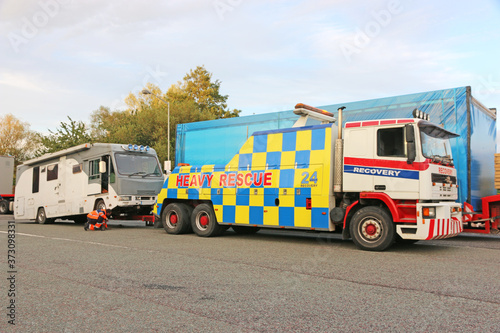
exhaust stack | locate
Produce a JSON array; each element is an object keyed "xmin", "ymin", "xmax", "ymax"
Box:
[{"xmin": 333, "ymin": 107, "xmax": 346, "ymax": 193}]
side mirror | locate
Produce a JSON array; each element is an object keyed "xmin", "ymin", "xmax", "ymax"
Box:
[
  {"xmin": 99, "ymin": 161, "xmax": 107, "ymax": 173},
  {"xmin": 405, "ymin": 124, "xmax": 416, "ymax": 164},
  {"xmin": 164, "ymin": 160, "xmax": 171, "ymax": 174}
]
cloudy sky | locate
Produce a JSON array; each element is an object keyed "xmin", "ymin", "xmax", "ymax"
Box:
[{"xmin": 1, "ymin": 0, "xmax": 499, "ymax": 137}]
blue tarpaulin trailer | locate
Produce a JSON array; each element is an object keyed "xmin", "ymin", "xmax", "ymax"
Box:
[{"xmin": 175, "ymin": 86, "xmax": 496, "ymax": 210}]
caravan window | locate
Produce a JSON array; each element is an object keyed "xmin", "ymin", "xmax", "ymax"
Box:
[
  {"xmin": 89, "ymin": 159, "xmax": 100, "ymax": 180},
  {"xmin": 47, "ymin": 164, "xmax": 58, "ymax": 181},
  {"xmin": 73, "ymin": 164, "xmax": 82, "ymax": 174},
  {"xmin": 32, "ymin": 166, "xmax": 40, "ymax": 193}
]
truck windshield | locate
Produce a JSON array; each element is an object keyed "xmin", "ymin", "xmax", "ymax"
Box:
[
  {"xmin": 419, "ymin": 125, "xmax": 454, "ymax": 164},
  {"xmin": 114, "ymin": 153, "xmax": 162, "ymax": 177}
]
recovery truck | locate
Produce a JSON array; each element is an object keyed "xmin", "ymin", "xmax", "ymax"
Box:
[
  {"xmin": 155, "ymin": 103, "xmax": 495, "ymax": 251},
  {"xmin": 0, "ymin": 155, "xmax": 15, "ymax": 214}
]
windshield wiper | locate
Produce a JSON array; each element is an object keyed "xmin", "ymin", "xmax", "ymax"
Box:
[
  {"xmin": 430, "ymin": 155, "xmax": 442, "ymax": 163},
  {"xmin": 443, "ymin": 155, "xmax": 454, "ymax": 166},
  {"xmin": 128, "ymin": 171, "xmax": 146, "ymax": 177},
  {"xmin": 430, "ymin": 155, "xmax": 454, "ymax": 166},
  {"xmin": 142, "ymin": 173, "xmax": 161, "ymax": 178}
]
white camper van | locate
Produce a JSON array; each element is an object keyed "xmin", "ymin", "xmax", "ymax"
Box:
[{"xmin": 15, "ymin": 143, "xmax": 164, "ymax": 224}]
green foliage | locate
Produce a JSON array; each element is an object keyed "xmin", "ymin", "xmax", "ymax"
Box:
[
  {"xmin": 37, "ymin": 66, "xmax": 239, "ymax": 166},
  {"xmin": 168, "ymin": 65, "xmax": 241, "ymax": 119},
  {"xmin": 36, "ymin": 116, "xmax": 93, "ymax": 155},
  {"xmin": 90, "ymin": 66, "xmax": 240, "ymax": 164},
  {"xmin": 91, "ymin": 92, "xmax": 215, "ymax": 164}
]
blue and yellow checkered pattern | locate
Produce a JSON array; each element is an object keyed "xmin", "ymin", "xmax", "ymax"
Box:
[{"xmin": 155, "ymin": 124, "xmax": 333, "ymax": 230}]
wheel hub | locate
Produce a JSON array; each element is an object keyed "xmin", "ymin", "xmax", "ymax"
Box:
[
  {"xmin": 365, "ymin": 224, "xmax": 377, "ymax": 236},
  {"xmin": 169, "ymin": 213, "xmax": 177, "ymax": 224},
  {"xmin": 361, "ymin": 219, "xmax": 381, "ymax": 240},
  {"xmin": 200, "ymin": 215, "xmax": 209, "ymax": 227}
]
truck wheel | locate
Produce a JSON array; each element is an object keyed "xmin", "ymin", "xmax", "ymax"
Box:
[
  {"xmin": 162, "ymin": 203, "xmax": 192, "ymax": 234},
  {"xmin": 350, "ymin": 206, "xmax": 395, "ymax": 251},
  {"xmin": 191, "ymin": 203, "xmax": 223, "ymax": 237},
  {"xmin": 0, "ymin": 201, "xmax": 8, "ymax": 214},
  {"xmin": 36, "ymin": 208, "xmax": 52, "ymax": 224},
  {"xmin": 232, "ymin": 226, "xmax": 260, "ymax": 234}
]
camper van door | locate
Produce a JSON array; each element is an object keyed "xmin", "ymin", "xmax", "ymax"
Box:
[
  {"xmin": 86, "ymin": 158, "xmax": 102, "ymax": 195},
  {"xmin": 56, "ymin": 156, "xmax": 68, "ymax": 214}
]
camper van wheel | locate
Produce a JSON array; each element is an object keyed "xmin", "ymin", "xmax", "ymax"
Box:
[
  {"xmin": 36, "ymin": 208, "xmax": 50, "ymax": 224},
  {"xmin": 0, "ymin": 201, "xmax": 8, "ymax": 214},
  {"xmin": 95, "ymin": 200, "xmax": 106, "ymax": 211},
  {"xmin": 162, "ymin": 203, "xmax": 191, "ymax": 234},
  {"xmin": 350, "ymin": 206, "xmax": 395, "ymax": 251},
  {"xmin": 191, "ymin": 203, "xmax": 223, "ymax": 237}
]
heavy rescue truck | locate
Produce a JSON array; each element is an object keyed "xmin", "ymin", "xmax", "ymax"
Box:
[{"xmin": 154, "ymin": 104, "xmax": 496, "ymax": 251}]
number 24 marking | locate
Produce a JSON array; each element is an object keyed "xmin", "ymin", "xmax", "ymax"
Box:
[{"xmin": 301, "ymin": 171, "xmax": 318, "ymax": 184}]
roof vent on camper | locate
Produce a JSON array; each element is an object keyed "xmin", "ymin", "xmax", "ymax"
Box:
[{"xmin": 293, "ymin": 103, "xmax": 336, "ymax": 127}]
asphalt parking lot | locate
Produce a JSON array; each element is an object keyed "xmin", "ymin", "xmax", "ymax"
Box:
[{"xmin": 1, "ymin": 214, "xmax": 499, "ymax": 332}]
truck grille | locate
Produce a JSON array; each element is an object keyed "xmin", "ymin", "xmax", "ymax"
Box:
[
  {"xmin": 137, "ymin": 190, "xmax": 156, "ymax": 195},
  {"xmin": 431, "ymin": 173, "xmax": 456, "ymax": 185}
]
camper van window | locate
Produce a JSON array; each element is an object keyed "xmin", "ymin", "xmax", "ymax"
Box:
[
  {"xmin": 114, "ymin": 153, "xmax": 161, "ymax": 176},
  {"xmin": 47, "ymin": 164, "xmax": 58, "ymax": 181},
  {"xmin": 32, "ymin": 166, "xmax": 40, "ymax": 193},
  {"xmin": 89, "ymin": 159, "xmax": 100, "ymax": 180},
  {"xmin": 73, "ymin": 164, "xmax": 82, "ymax": 174}
]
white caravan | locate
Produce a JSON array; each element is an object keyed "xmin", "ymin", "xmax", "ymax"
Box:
[{"xmin": 15, "ymin": 143, "xmax": 164, "ymax": 224}]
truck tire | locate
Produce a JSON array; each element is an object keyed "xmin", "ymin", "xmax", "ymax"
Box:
[
  {"xmin": 350, "ymin": 206, "xmax": 395, "ymax": 251},
  {"xmin": 36, "ymin": 207, "xmax": 53, "ymax": 224},
  {"xmin": 191, "ymin": 203, "xmax": 223, "ymax": 237},
  {"xmin": 162, "ymin": 203, "xmax": 192, "ymax": 234},
  {"xmin": 0, "ymin": 201, "xmax": 8, "ymax": 214},
  {"xmin": 153, "ymin": 215, "xmax": 163, "ymax": 228},
  {"xmin": 232, "ymin": 226, "xmax": 260, "ymax": 234}
]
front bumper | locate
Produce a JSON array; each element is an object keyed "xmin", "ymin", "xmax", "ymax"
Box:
[{"xmin": 396, "ymin": 202, "xmax": 463, "ymax": 240}]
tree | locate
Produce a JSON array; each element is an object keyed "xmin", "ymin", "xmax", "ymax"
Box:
[
  {"xmin": 36, "ymin": 116, "xmax": 93, "ymax": 155},
  {"xmin": 0, "ymin": 113, "xmax": 37, "ymax": 163},
  {"xmin": 89, "ymin": 106, "xmax": 113, "ymax": 140},
  {"xmin": 168, "ymin": 65, "xmax": 241, "ymax": 119},
  {"xmin": 89, "ymin": 66, "xmax": 241, "ymax": 164},
  {"xmin": 90, "ymin": 92, "xmax": 215, "ymax": 164}
]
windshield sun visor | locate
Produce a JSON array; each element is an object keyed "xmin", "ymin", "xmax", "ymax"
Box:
[{"xmin": 418, "ymin": 120, "xmax": 459, "ymax": 139}]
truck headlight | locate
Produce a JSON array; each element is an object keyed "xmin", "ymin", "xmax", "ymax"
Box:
[
  {"xmin": 118, "ymin": 196, "xmax": 132, "ymax": 201},
  {"xmin": 422, "ymin": 207, "xmax": 436, "ymax": 219}
]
